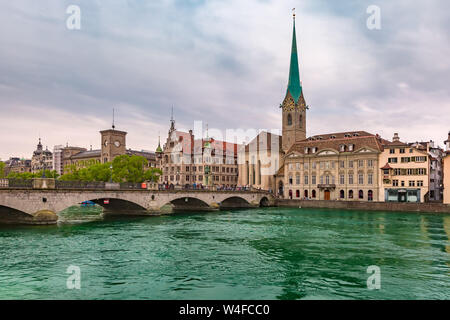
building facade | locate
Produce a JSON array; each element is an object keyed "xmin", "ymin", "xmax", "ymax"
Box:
[
  {"xmin": 378, "ymin": 134, "xmax": 430, "ymax": 203},
  {"xmin": 61, "ymin": 127, "xmax": 156, "ymax": 175},
  {"xmin": 443, "ymin": 133, "xmax": 450, "ymax": 204},
  {"xmin": 158, "ymin": 118, "xmax": 238, "ymax": 188},
  {"xmin": 237, "ymin": 131, "xmax": 282, "ymax": 191},
  {"xmin": 31, "ymin": 138, "xmax": 53, "ymax": 173},
  {"xmin": 3, "ymin": 157, "xmax": 32, "ymax": 176},
  {"xmin": 283, "ymin": 132, "xmax": 382, "ymax": 201}
]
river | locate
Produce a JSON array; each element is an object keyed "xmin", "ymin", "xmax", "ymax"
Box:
[{"xmin": 0, "ymin": 207, "xmax": 449, "ymax": 299}]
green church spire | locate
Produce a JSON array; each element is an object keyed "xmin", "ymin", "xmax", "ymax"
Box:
[{"xmin": 286, "ymin": 12, "xmax": 302, "ymax": 104}]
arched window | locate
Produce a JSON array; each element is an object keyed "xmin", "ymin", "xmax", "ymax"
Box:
[
  {"xmin": 359, "ymin": 190, "xmax": 364, "ymax": 199},
  {"xmin": 340, "ymin": 190, "xmax": 345, "ymax": 199},
  {"xmin": 312, "ymin": 190, "xmax": 316, "ymax": 198},
  {"xmin": 368, "ymin": 190, "xmax": 373, "ymax": 201},
  {"xmin": 296, "ymin": 190, "xmax": 300, "ymax": 198},
  {"xmin": 304, "ymin": 190, "xmax": 308, "ymax": 198},
  {"xmin": 349, "ymin": 190, "xmax": 354, "ymax": 199},
  {"xmin": 287, "ymin": 113, "xmax": 292, "ymax": 125},
  {"xmin": 299, "ymin": 114, "xmax": 303, "ymax": 127}
]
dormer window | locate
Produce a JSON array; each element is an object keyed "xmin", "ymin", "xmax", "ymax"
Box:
[
  {"xmin": 339, "ymin": 145, "xmax": 346, "ymax": 152},
  {"xmin": 353, "ymin": 133, "xmax": 359, "ymax": 137},
  {"xmin": 330, "ymin": 135, "xmax": 336, "ymax": 139},
  {"xmin": 312, "ymin": 147, "xmax": 317, "ymax": 153},
  {"xmin": 345, "ymin": 134, "xmax": 351, "ymax": 138},
  {"xmin": 348, "ymin": 144, "xmax": 354, "ymax": 151},
  {"xmin": 304, "ymin": 147, "xmax": 310, "ymax": 154}
]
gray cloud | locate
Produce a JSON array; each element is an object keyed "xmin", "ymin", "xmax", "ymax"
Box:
[{"xmin": 0, "ymin": 0, "xmax": 449, "ymax": 160}]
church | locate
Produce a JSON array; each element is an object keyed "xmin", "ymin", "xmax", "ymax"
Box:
[{"xmin": 238, "ymin": 13, "xmax": 384, "ymax": 201}]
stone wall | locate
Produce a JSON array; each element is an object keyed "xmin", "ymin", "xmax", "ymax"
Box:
[{"xmin": 277, "ymin": 199, "xmax": 450, "ymax": 214}]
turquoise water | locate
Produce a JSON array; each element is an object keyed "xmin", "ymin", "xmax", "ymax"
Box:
[{"xmin": 0, "ymin": 207, "xmax": 449, "ymax": 300}]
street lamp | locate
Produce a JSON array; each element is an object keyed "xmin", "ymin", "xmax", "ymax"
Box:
[{"xmin": 41, "ymin": 159, "xmax": 46, "ymax": 178}]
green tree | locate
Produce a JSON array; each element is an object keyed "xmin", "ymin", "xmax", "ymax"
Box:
[
  {"xmin": 0, "ymin": 161, "xmax": 5, "ymax": 178},
  {"xmin": 58, "ymin": 155, "xmax": 161, "ymax": 183}
]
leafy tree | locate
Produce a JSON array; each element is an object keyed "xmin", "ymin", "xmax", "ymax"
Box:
[
  {"xmin": 7, "ymin": 170, "xmax": 59, "ymax": 180},
  {"xmin": 58, "ymin": 155, "xmax": 161, "ymax": 183},
  {"xmin": 0, "ymin": 161, "xmax": 5, "ymax": 178}
]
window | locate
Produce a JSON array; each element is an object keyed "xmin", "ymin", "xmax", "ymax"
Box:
[
  {"xmin": 296, "ymin": 174, "xmax": 300, "ymax": 185},
  {"xmin": 325, "ymin": 175, "xmax": 330, "ymax": 185},
  {"xmin": 340, "ymin": 174, "xmax": 345, "ymax": 185},
  {"xmin": 340, "ymin": 145, "xmax": 346, "ymax": 152},
  {"xmin": 289, "ymin": 175, "xmax": 293, "ymax": 185},
  {"xmin": 368, "ymin": 190, "xmax": 373, "ymax": 201},
  {"xmin": 401, "ymin": 181, "xmax": 405, "ymax": 187},
  {"xmin": 400, "ymin": 148, "xmax": 405, "ymax": 154},
  {"xmin": 312, "ymin": 190, "xmax": 316, "ymax": 198},
  {"xmin": 390, "ymin": 149, "xmax": 395, "ymax": 154},
  {"xmin": 358, "ymin": 174, "xmax": 364, "ymax": 185},
  {"xmin": 418, "ymin": 168, "xmax": 427, "ymax": 175},
  {"xmin": 289, "ymin": 164, "xmax": 293, "ymax": 170},
  {"xmin": 304, "ymin": 163, "xmax": 309, "ymax": 170},
  {"xmin": 401, "ymin": 157, "xmax": 411, "ymax": 163},
  {"xmin": 359, "ymin": 190, "xmax": 364, "ymax": 199},
  {"xmin": 312, "ymin": 162, "xmax": 317, "ymax": 169},
  {"xmin": 368, "ymin": 173, "xmax": 373, "ymax": 185},
  {"xmin": 358, "ymin": 160, "xmax": 364, "ymax": 168},
  {"xmin": 349, "ymin": 190, "xmax": 354, "ymax": 199},
  {"xmin": 349, "ymin": 174, "xmax": 354, "ymax": 185},
  {"xmin": 349, "ymin": 144, "xmax": 354, "ymax": 151},
  {"xmin": 349, "ymin": 160, "xmax": 354, "ymax": 168},
  {"xmin": 299, "ymin": 115, "xmax": 303, "ymax": 127},
  {"xmin": 368, "ymin": 160, "xmax": 374, "ymax": 167},
  {"xmin": 296, "ymin": 163, "xmax": 301, "ymax": 170},
  {"xmin": 417, "ymin": 181, "xmax": 424, "ymax": 187},
  {"xmin": 312, "ymin": 175, "xmax": 316, "ymax": 185},
  {"xmin": 304, "ymin": 190, "xmax": 308, "ymax": 198},
  {"xmin": 287, "ymin": 114, "xmax": 292, "ymax": 125},
  {"xmin": 304, "ymin": 147, "xmax": 309, "ymax": 154},
  {"xmin": 388, "ymin": 158, "xmax": 398, "ymax": 163},
  {"xmin": 339, "ymin": 161, "xmax": 345, "ymax": 168},
  {"xmin": 409, "ymin": 181, "xmax": 415, "ymax": 187},
  {"xmin": 340, "ymin": 190, "xmax": 345, "ymax": 199},
  {"xmin": 296, "ymin": 190, "xmax": 300, "ymax": 198},
  {"xmin": 393, "ymin": 180, "xmax": 399, "ymax": 187},
  {"xmin": 304, "ymin": 175, "xmax": 309, "ymax": 185}
]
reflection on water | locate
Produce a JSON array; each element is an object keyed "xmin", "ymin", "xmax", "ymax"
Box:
[{"xmin": 0, "ymin": 206, "xmax": 449, "ymax": 300}]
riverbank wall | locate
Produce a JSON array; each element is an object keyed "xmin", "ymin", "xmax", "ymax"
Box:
[{"xmin": 277, "ymin": 199, "xmax": 450, "ymax": 214}]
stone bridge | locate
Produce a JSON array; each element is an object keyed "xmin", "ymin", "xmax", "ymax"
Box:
[{"xmin": 0, "ymin": 188, "xmax": 275, "ymax": 225}]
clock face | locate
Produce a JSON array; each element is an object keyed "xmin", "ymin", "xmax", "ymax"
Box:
[
  {"xmin": 114, "ymin": 141, "xmax": 121, "ymax": 147},
  {"xmin": 104, "ymin": 140, "xmax": 109, "ymax": 147}
]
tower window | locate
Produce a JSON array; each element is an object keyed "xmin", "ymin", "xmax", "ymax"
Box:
[
  {"xmin": 287, "ymin": 114, "xmax": 292, "ymax": 126},
  {"xmin": 299, "ymin": 115, "xmax": 303, "ymax": 128}
]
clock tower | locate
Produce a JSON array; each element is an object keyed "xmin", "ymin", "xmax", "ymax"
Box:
[
  {"xmin": 100, "ymin": 129, "xmax": 127, "ymax": 163},
  {"xmin": 281, "ymin": 12, "xmax": 307, "ymax": 153}
]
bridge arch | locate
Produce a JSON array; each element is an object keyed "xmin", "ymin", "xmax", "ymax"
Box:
[
  {"xmin": 259, "ymin": 196, "xmax": 270, "ymax": 207},
  {"xmin": 54, "ymin": 194, "xmax": 149, "ymax": 216},
  {"xmin": 165, "ymin": 196, "xmax": 213, "ymax": 212},
  {"xmin": 219, "ymin": 196, "xmax": 253, "ymax": 210}
]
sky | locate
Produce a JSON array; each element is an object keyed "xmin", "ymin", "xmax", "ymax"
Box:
[{"xmin": 0, "ymin": 0, "xmax": 449, "ymax": 160}]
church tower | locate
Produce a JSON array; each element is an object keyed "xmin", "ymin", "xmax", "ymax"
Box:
[{"xmin": 281, "ymin": 12, "xmax": 307, "ymax": 153}]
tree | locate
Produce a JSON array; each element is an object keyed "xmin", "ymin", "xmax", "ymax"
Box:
[
  {"xmin": 0, "ymin": 161, "xmax": 5, "ymax": 178},
  {"xmin": 58, "ymin": 155, "xmax": 161, "ymax": 183}
]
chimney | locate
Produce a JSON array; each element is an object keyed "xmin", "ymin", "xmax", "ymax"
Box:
[{"xmin": 393, "ymin": 133, "xmax": 400, "ymax": 142}]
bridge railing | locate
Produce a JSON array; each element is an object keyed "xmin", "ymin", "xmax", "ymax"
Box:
[
  {"xmin": 6, "ymin": 179, "xmax": 33, "ymax": 189},
  {"xmin": 55, "ymin": 180, "xmax": 106, "ymax": 190}
]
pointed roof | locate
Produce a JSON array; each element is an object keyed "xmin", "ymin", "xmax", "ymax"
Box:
[{"xmin": 286, "ymin": 14, "xmax": 302, "ymax": 104}]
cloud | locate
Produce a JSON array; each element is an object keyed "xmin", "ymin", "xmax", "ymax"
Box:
[{"xmin": 0, "ymin": 0, "xmax": 449, "ymax": 160}]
